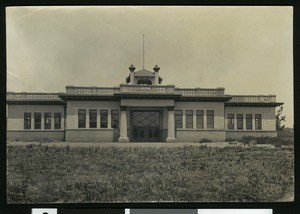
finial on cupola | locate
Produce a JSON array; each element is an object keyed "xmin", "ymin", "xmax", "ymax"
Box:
[
  {"xmin": 129, "ymin": 64, "xmax": 135, "ymax": 84},
  {"xmin": 153, "ymin": 65, "xmax": 160, "ymax": 72},
  {"xmin": 129, "ymin": 64, "xmax": 136, "ymax": 72}
]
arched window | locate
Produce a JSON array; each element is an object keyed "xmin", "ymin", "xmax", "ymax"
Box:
[{"xmin": 137, "ymin": 79, "xmax": 152, "ymax": 85}]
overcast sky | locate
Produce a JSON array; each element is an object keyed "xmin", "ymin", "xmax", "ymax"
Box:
[{"xmin": 6, "ymin": 6, "xmax": 293, "ymax": 127}]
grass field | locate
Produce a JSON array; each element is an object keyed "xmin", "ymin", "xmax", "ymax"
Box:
[{"xmin": 7, "ymin": 143, "xmax": 294, "ymax": 203}]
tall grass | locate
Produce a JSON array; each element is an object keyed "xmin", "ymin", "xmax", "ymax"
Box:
[{"xmin": 7, "ymin": 145, "xmax": 294, "ymax": 203}]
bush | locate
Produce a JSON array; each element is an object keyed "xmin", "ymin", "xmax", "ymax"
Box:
[
  {"xmin": 274, "ymin": 142, "xmax": 282, "ymax": 148},
  {"xmin": 239, "ymin": 136, "xmax": 294, "ymax": 147},
  {"xmin": 199, "ymin": 138, "xmax": 212, "ymax": 143},
  {"xmin": 225, "ymin": 138, "xmax": 236, "ymax": 142}
]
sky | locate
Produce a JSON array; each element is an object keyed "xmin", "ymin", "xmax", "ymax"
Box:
[{"xmin": 6, "ymin": 6, "xmax": 293, "ymax": 127}]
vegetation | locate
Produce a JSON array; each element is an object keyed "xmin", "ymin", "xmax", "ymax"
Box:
[
  {"xmin": 7, "ymin": 144, "xmax": 294, "ymax": 203},
  {"xmin": 240, "ymin": 136, "xmax": 293, "ymax": 146},
  {"xmin": 276, "ymin": 105, "xmax": 286, "ymax": 131},
  {"xmin": 199, "ymin": 138, "xmax": 212, "ymax": 143}
]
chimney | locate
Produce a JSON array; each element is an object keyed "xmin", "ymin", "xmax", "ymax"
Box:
[
  {"xmin": 129, "ymin": 64, "xmax": 135, "ymax": 84},
  {"xmin": 153, "ymin": 65, "xmax": 160, "ymax": 85}
]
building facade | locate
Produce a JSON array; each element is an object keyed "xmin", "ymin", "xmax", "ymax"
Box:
[{"xmin": 6, "ymin": 65, "xmax": 283, "ymax": 142}]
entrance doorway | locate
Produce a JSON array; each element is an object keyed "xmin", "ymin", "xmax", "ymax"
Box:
[{"xmin": 131, "ymin": 111, "xmax": 160, "ymax": 142}]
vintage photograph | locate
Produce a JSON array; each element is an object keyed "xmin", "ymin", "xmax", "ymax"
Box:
[{"xmin": 6, "ymin": 6, "xmax": 293, "ymax": 203}]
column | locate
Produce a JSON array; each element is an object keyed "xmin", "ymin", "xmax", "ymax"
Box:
[
  {"xmin": 118, "ymin": 106, "xmax": 129, "ymax": 143},
  {"xmin": 166, "ymin": 106, "xmax": 176, "ymax": 143}
]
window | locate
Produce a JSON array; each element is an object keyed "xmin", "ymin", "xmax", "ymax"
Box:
[
  {"xmin": 111, "ymin": 109, "xmax": 119, "ymax": 128},
  {"xmin": 100, "ymin": 110, "xmax": 108, "ymax": 128},
  {"xmin": 186, "ymin": 110, "xmax": 193, "ymax": 129},
  {"xmin": 246, "ymin": 114, "xmax": 252, "ymax": 130},
  {"xmin": 89, "ymin": 109, "xmax": 97, "ymax": 128},
  {"xmin": 78, "ymin": 109, "xmax": 86, "ymax": 128},
  {"xmin": 196, "ymin": 110, "xmax": 204, "ymax": 129},
  {"xmin": 54, "ymin": 113, "xmax": 61, "ymax": 129},
  {"xmin": 207, "ymin": 110, "xmax": 214, "ymax": 129},
  {"xmin": 44, "ymin": 113, "xmax": 51, "ymax": 129},
  {"xmin": 227, "ymin": 114, "xmax": 234, "ymax": 130},
  {"xmin": 255, "ymin": 114, "xmax": 262, "ymax": 130},
  {"xmin": 237, "ymin": 114, "xmax": 243, "ymax": 130},
  {"xmin": 34, "ymin": 113, "xmax": 41, "ymax": 129},
  {"xmin": 175, "ymin": 110, "xmax": 183, "ymax": 128},
  {"xmin": 24, "ymin": 113, "xmax": 31, "ymax": 129}
]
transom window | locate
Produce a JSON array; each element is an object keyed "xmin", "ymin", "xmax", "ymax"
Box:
[{"xmin": 133, "ymin": 111, "xmax": 159, "ymax": 126}]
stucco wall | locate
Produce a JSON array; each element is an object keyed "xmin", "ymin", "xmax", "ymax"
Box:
[
  {"xmin": 66, "ymin": 101, "xmax": 120, "ymax": 129},
  {"xmin": 66, "ymin": 129, "xmax": 118, "ymax": 142},
  {"xmin": 224, "ymin": 106, "xmax": 276, "ymax": 131},
  {"xmin": 7, "ymin": 130, "xmax": 65, "ymax": 141},
  {"xmin": 7, "ymin": 104, "xmax": 65, "ymax": 130},
  {"xmin": 174, "ymin": 102, "xmax": 225, "ymax": 130},
  {"xmin": 176, "ymin": 130, "xmax": 226, "ymax": 142},
  {"xmin": 226, "ymin": 131, "xmax": 277, "ymax": 140}
]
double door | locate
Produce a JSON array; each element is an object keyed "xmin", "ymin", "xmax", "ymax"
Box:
[{"xmin": 132, "ymin": 111, "xmax": 160, "ymax": 142}]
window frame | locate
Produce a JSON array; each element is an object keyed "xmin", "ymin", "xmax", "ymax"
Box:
[
  {"xmin": 255, "ymin": 114, "xmax": 262, "ymax": 130},
  {"xmin": 34, "ymin": 112, "xmax": 42, "ymax": 130},
  {"xmin": 207, "ymin": 110, "xmax": 214, "ymax": 129},
  {"xmin": 24, "ymin": 112, "xmax": 31, "ymax": 130},
  {"xmin": 185, "ymin": 110, "xmax": 193, "ymax": 129},
  {"xmin": 237, "ymin": 114, "xmax": 243, "ymax": 130},
  {"xmin": 78, "ymin": 109, "xmax": 86, "ymax": 128},
  {"xmin": 227, "ymin": 114, "xmax": 234, "ymax": 130},
  {"xmin": 196, "ymin": 110, "xmax": 204, "ymax": 129},
  {"xmin": 44, "ymin": 112, "xmax": 52, "ymax": 130},
  {"xmin": 100, "ymin": 109, "xmax": 108, "ymax": 128},
  {"xmin": 89, "ymin": 109, "xmax": 97, "ymax": 128},
  {"xmin": 54, "ymin": 113, "xmax": 61, "ymax": 130},
  {"xmin": 175, "ymin": 110, "xmax": 183, "ymax": 129},
  {"xmin": 246, "ymin": 114, "xmax": 253, "ymax": 130}
]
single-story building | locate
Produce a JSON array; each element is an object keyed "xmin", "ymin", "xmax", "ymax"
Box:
[{"xmin": 6, "ymin": 65, "xmax": 283, "ymax": 142}]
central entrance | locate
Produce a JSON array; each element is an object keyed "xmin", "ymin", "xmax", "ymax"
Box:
[{"xmin": 131, "ymin": 110, "xmax": 160, "ymax": 142}]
